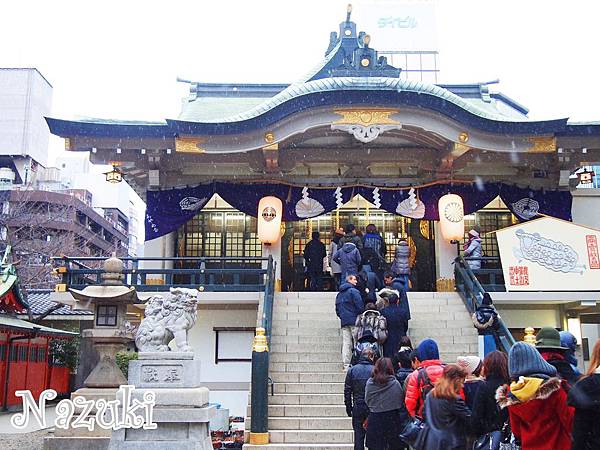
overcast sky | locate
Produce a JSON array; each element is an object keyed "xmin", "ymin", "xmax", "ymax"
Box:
[{"xmin": 2, "ymin": 0, "xmax": 599, "ymax": 162}]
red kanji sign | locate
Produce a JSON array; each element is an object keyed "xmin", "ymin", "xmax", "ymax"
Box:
[
  {"xmin": 509, "ymin": 266, "xmax": 530, "ymax": 286},
  {"xmin": 587, "ymin": 235, "xmax": 600, "ymax": 269}
]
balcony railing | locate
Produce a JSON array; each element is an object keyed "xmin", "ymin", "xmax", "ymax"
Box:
[{"xmin": 52, "ymin": 256, "xmax": 271, "ymax": 292}]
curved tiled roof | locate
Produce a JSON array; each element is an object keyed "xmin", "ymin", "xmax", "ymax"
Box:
[{"xmin": 191, "ymin": 77, "xmax": 529, "ymax": 124}]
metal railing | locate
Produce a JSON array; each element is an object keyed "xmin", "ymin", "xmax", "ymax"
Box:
[
  {"xmin": 249, "ymin": 255, "xmax": 276, "ymax": 444},
  {"xmin": 454, "ymin": 256, "xmax": 516, "ymax": 353},
  {"xmin": 52, "ymin": 256, "xmax": 270, "ymax": 292}
]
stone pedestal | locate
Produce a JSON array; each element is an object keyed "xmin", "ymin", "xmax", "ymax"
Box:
[{"xmin": 109, "ymin": 352, "xmax": 215, "ymax": 450}]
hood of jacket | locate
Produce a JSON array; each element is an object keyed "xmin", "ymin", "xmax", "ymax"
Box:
[
  {"xmin": 496, "ymin": 376, "xmax": 561, "ymax": 408},
  {"xmin": 338, "ymin": 282, "xmax": 356, "ymax": 293},
  {"xmin": 342, "ymin": 242, "xmax": 357, "ymax": 253},
  {"xmin": 367, "ymin": 375, "xmax": 397, "ymax": 395}
]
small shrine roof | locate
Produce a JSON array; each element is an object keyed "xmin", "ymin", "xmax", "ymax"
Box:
[
  {"xmin": 0, "ymin": 315, "xmax": 79, "ymax": 337},
  {"xmin": 25, "ymin": 290, "xmax": 93, "ymax": 316}
]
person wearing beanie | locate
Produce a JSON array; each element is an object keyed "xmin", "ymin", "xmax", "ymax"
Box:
[
  {"xmin": 536, "ymin": 326, "xmax": 581, "ymax": 390},
  {"xmin": 404, "ymin": 338, "xmax": 444, "ymax": 417},
  {"xmin": 457, "ymin": 356, "xmax": 484, "ymax": 410},
  {"xmin": 463, "ymin": 229, "xmax": 482, "ymax": 270},
  {"xmin": 496, "ymin": 342, "xmax": 574, "ymax": 450},
  {"xmin": 559, "ymin": 330, "xmax": 583, "ymax": 378}
]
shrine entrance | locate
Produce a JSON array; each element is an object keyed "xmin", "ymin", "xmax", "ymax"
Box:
[{"xmin": 280, "ymin": 197, "xmax": 436, "ymax": 292}]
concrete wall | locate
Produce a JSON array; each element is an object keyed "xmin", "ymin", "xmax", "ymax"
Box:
[
  {"xmin": 495, "ymin": 306, "xmax": 561, "ymax": 329},
  {"xmin": 187, "ymin": 307, "xmax": 257, "ymax": 417},
  {"xmin": 0, "ymin": 69, "xmax": 52, "ymax": 167}
]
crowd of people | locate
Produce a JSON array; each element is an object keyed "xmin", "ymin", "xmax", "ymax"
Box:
[{"xmin": 331, "ymin": 224, "xmax": 600, "ymax": 450}]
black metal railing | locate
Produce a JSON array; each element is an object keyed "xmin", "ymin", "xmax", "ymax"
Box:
[
  {"xmin": 249, "ymin": 255, "xmax": 276, "ymax": 444},
  {"xmin": 465, "ymin": 256, "xmax": 506, "ymax": 292},
  {"xmin": 454, "ymin": 256, "xmax": 516, "ymax": 353},
  {"xmin": 52, "ymin": 256, "xmax": 270, "ymax": 292}
]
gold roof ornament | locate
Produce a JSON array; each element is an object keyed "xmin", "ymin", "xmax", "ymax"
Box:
[{"xmin": 523, "ymin": 327, "xmax": 536, "ymax": 345}]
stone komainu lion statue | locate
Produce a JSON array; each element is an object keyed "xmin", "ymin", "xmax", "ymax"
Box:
[{"xmin": 135, "ymin": 287, "xmax": 200, "ymax": 352}]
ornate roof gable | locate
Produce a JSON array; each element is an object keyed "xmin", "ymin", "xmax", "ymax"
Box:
[{"xmin": 308, "ymin": 5, "xmax": 400, "ymax": 81}]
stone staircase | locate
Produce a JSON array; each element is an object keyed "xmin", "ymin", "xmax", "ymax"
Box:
[{"xmin": 245, "ymin": 291, "xmax": 478, "ymax": 450}]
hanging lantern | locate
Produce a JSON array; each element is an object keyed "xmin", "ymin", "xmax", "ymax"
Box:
[
  {"xmin": 438, "ymin": 193, "xmax": 464, "ymax": 242},
  {"xmin": 257, "ymin": 196, "xmax": 283, "ymax": 245},
  {"xmin": 104, "ymin": 165, "xmax": 123, "ymax": 183}
]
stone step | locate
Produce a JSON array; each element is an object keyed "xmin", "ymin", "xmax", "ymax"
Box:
[
  {"xmin": 272, "ymin": 320, "xmax": 341, "ymax": 330},
  {"xmin": 270, "ymin": 362, "xmax": 343, "ymax": 373},
  {"xmin": 270, "ymin": 352, "xmax": 341, "ymax": 363},
  {"xmin": 245, "ymin": 444, "xmax": 353, "ymax": 450},
  {"xmin": 271, "ymin": 343, "xmax": 341, "ymax": 354},
  {"xmin": 248, "ymin": 404, "xmax": 349, "ymax": 418},
  {"xmin": 272, "ymin": 327, "xmax": 341, "ymax": 337},
  {"xmin": 268, "ymin": 393, "xmax": 344, "ymax": 405},
  {"xmin": 247, "ymin": 416, "xmax": 352, "ymax": 431},
  {"xmin": 273, "ymin": 383, "xmax": 343, "ymax": 394},
  {"xmin": 269, "ymin": 430, "xmax": 354, "ymax": 444},
  {"xmin": 270, "ymin": 372, "xmax": 346, "ymax": 383}
]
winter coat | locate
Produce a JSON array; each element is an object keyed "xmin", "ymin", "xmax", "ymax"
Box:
[
  {"xmin": 472, "ymin": 304, "xmax": 499, "ymax": 335},
  {"xmin": 339, "ymin": 233, "xmax": 363, "ymax": 249},
  {"xmin": 335, "ymin": 282, "xmax": 364, "ymax": 327},
  {"xmin": 405, "ymin": 359, "xmax": 445, "ymax": 417},
  {"xmin": 421, "ymin": 395, "xmax": 471, "ymax": 450},
  {"xmin": 462, "ymin": 378, "xmax": 484, "ymax": 411},
  {"xmin": 380, "ymin": 304, "xmax": 408, "ymax": 358},
  {"xmin": 344, "ymin": 357, "xmax": 374, "ymax": 416},
  {"xmin": 333, "ymin": 242, "xmax": 362, "ymax": 278},
  {"xmin": 362, "ymin": 232, "xmax": 386, "ymax": 260},
  {"xmin": 365, "ymin": 375, "xmax": 405, "ymax": 413},
  {"xmin": 470, "ymin": 375, "xmax": 509, "ymax": 436},
  {"xmin": 361, "ymin": 247, "xmax": 384, "ymax": 274},
  {"xmin": 390, "ymin": 241, "xmax": 411, "ymax": 275},
  {"xmin": 353, "ymin": 309, "xmax": 387, "ymax": 344},
  {"xmin": 464, "ymin": 237, "xmax": 482, "ymax": 270},
  {"xmin": 567, "ymin": 371, "xmax": 600, "ymax": 450},
  {"xmin": 389, "ymin": 279, "xmax": 411, "ymax": 321},
  {"xmin": 496, "ymin": 377, "xmax": 574, "ymax": 450},
  {"xmin": 395, "ymin": 367, "xmax": 413, "ymax": 402},
  {"xmin": 328, "ymin": 241, "xmax": 341, "ymax": 274},
  {"xmin": 539, "ymin": 350, "xmax": 581, "ymax": 390},
  {"xmin": 361, "ymin": 269, "xmax": 382, "ymax": 303},
  {"xmin": 303, "ymin": 238, "xmax": 326, "ymax": 272}
]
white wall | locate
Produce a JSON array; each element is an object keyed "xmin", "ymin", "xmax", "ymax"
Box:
[
  {"xmin": 187, "ymin": 307, "xmax": 258, "ymax": 417},
  {"xmin": 0, "ymin": 69, "xmax": 52, "ymax": 166},
  {"xmin": 434, "ymin": 222, "xmax": 457, "ymax": 279},
  {"xmin": 495, "ymin": 306, "xmax": 561, "ymax": 329},
  {"xmin": 572, "ymin": 190, "xmax": 600, "ymax": 229}
]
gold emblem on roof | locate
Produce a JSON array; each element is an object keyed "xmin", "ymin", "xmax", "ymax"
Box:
[
  {"xmin": 333, "ymin": 109, "xmax": 400, "ymax": 127},
  {"xmin": 526, "ymin": 136, "xmax": 556, "ymax": 153},
  {"xmin": 175, "ymin": 137, "xmax": 205, "ymax": 154}
]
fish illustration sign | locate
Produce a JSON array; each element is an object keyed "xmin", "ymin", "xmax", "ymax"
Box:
[{"xmin": 495, "ymin": 216, "xmax": 600, "ymax": 291}]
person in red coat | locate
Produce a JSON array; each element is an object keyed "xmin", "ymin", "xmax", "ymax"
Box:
[
  {"xmin": 496, "ymin": 342, "xmax": 574, "ymax": 450},
  {"xmin": 404, "ymin": 338, "xmax": 445, "ymax": 417}
]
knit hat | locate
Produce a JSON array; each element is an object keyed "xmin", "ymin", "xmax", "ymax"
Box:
[
  {"xmin": 509, "ymin": 342, "xmax": 557, "ymax": 379},
  {"xmin": 457, "ymin": 356, "xmax": 482, "ymax": 375},
  {"xmin": 468, "ymin": 229, "xmax": 480, "ymax": 238},
  {"xmin": 559, "ymin": 331, "xmax": 577, "ymax": 351},
  {"xmin": 535, "ymin": 327, "xmax": 567, "ymax": 351},
  {"xmin": 416, "ymin": 338, "xmax": 439, "ymax": 361}
]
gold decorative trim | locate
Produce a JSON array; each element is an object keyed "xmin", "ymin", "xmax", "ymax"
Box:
[
  {"xmin": 263, "ymin": 143, "xmax": 278, "ymax": 151},
  {"xmin": 333, "ymin": 109, "xmax": 400, "ymax": 126},
  {"xmin": 458, "ymin": 131, "xmax": 469, "ymax": 143},
  {"xmin": 175, "ymin": 137, "xmax": 205, "ymax": 154},
  {"xmin": 526, "ymin": 136, "xmax": 556, "ymax": 153},
  {"xmin": 252, "ymin": 327, "xmax": 269, "ymax": 352},
  {"xmin": 264, "ymin": 132, "xmax": 275, "ymax": 144},
  {"xmin": 419, "ymin": 221, "xmax": 431, "ymax": 240},
  {"xmin": 436, "ymin": 278, "xmax": 455, "ymax": 292},
  {"xmin": 523, "ymin": 327, "xmax": 536, "ymax": 345},
  {"xmin": 64, "ymin": 138, "xmax": 71, "ymax": 151},
  {"xmin": 249, "ymin": 432, "xmax": 269, "ymax": 445},
  {"xmin": 55, "ymin": 283, "xmax": 67, "ymax": 292}
]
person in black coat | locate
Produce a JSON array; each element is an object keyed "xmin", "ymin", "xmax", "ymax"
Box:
[
  {"xmin": 303, "ymin": 231, "xmax": 326, "ymax": 291},
  {"xmin": 420, "ymin": 364, "xmax": 471, "ymax": 450},
  {"xmin": 470, "ymin": 350, "xmax": 510, "ymax": 437},
  {"xmin": 344, "ymin": 348, "xmax": 375, "ymax": 450},
  {"xmin": 380, "ymin": 293, "xmax": 408, "ymax": 358},
  {"xmin": 568, "ymin": 340, "xmax": 600, "ymax": 450},
  {"xmin": 535, "ymin": 326, "xmax": 582, "ymax": 390}
]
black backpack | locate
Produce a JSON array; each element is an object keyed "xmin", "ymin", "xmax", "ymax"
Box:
[{"xmin": 416, "ymin": 367, "xmax": 436, "ymax": 418}]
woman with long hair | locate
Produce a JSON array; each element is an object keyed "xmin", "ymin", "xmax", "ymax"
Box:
[
  {"xmin": 568, "ymin": 340, "xmax": 600, "ymax": 449},
  {"xmin": 420, "ymin": 364, "xmax": 471, "ymax": 450},
  {"xmin": 364, "ymin": 357, "xmax": 408, "ymax": 450},
  {"xmin": 471, "ymin": 350, "xmax": 510, "ymax": 436}
]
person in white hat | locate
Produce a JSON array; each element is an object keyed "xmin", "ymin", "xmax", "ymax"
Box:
[{"xmin": 463, "ymin": 229, "xmax": 482, "ymax": 270}]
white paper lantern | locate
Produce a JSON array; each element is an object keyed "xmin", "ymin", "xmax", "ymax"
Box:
[
  {"xmin": 438, "ymin": 193, "xmax": 465, "ymax": 241},
  {"xmin": 258, "ymin": 196, "xmax": 283, "ymax": 245}
]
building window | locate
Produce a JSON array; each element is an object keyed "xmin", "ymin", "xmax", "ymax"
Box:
[{"xmin": 96, "ymin": 305, "xmax": 118, "ymax": 326}]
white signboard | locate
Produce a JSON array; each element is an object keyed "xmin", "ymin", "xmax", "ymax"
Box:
[
  {"xmin": 495, "ymin": 216, "xmax": 600, "ymax": 291},
  {"xmin": 354, "ymin": 1, "xmax": 438, "ymax": 51}
]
